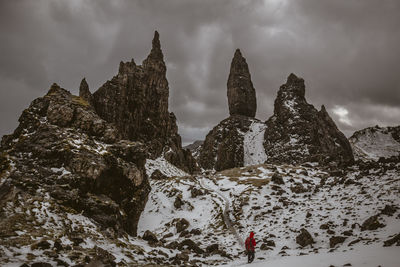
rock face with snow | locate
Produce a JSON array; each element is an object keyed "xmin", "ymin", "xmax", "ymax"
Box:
[
  {"xmin": 227, "ymin": 49, "xmax": 257, "ymax": 117},
  {"xmin": 199, "ymin": 49, "xmax": 261, "ymax": 171},
  {"xmin": 199, "ymin": 115, "xmax": 253, "ymax": 171},
  {"xmin": 0, "ymin": 84, "xmax": 150, "ymax": 236},
  {"xmin": 349, "ymin": 125, "xmax": 400, "ymax": 161},
  {"xmin": 264, "ymin": 73, "xmax": 354, "ymax": 166},
  {"xmin": 92, "ymin": 31, "xmax": 197, "ymax": 174}
]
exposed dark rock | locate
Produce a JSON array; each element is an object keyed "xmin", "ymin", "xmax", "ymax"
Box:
[
  {"xmin": 206, "ymin": 243, "xmax": 219, "ymax": 253},
  {"xmin": 174, "ymin": 196, "xmax": 184, "ymax": 209},
  {"xmin": 143, "ymin": 230, "xmax": 158, "ymax": 243},
  {"xmin": 79, "ymin": 78, "xmax": 94, "ymax": 107},
  {"xmin": 296, "ymin": 228, "xmax": 314, "ymax": 247},
  {"xmin": 175, "ymin": 218, "xmax": 190, "ymax": 233},
  {"xmin": 383, "ymin": 233, "xmax": 400, "ymax": 247},
  {"xmin": 361, "ymin": 215, "xmax": 385, "ymax": 231},
  {"xmin": 0, "ymin": 84, "xmax": 150, "ymax": 236},
  {"xmin": 264, "ymin": 73, "xmax": 354, "ymax": 166},
  {"xmin": 180, "ymin": 239, "xmax": 204, "ymax": 254},
  {"xmin": 227, "ymin": 49, "xmax": 256, "ymax": 117},
  {"xmin": 380, "ymin": 204, "xmax": 397, "ymax": 216},
  {"xmin": 329, "ymin": 236, "xmax": 347, "ymax": 248},
  {"xmin": 198, "ymin": 115, "xmax": 254, "ymax": 170},
  {"xmin": 150, "ymin": 169, "xmax": 168, "ymax": 180},
  {"xmin": 290, "ymin": 183, "xmax": 308, "ymax": 194},
  {"xmin": 271, "ymin": 172, "xmax": 284, "ymax": 184},
  {"xmin": 30, "ymin": 240, "xmax": 51, "ymax": 250},
  {"xmin": 31, "ymin": 263, "xmax": 52, "ymax": 267},
  {"xmin": 91, "ymin": 31, "xmax": 197, "ymax": 174}
]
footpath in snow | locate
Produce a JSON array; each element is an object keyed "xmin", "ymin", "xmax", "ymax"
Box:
[
  {"xmin": 227, "ymin": 244, "xmax": 399, "ymax": 267},
  {"xmin": 244, "ymin": 121, "xmax": 268, "ymax": 166}
]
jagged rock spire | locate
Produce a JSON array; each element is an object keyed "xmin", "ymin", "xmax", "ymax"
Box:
[
  {"xmin": 227, "ymin": 49, "xmax": 257, "ymax": 117},
  {"xmin": 143, "ymin": 31, "xmax": 165, "ymax": 72},
  {"xmin": 79, "ymin": 78, "xmax": 94, "ymax": 107}
]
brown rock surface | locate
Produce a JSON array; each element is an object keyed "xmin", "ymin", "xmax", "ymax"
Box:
[
  {"xmin": 264, "ymin": 73, "xmax": 354, "ymax": 166},
  {"xmin": 227, "ymin": 49, "xmax": 256, "ymax": 117},
  {"xmin": 92, "ymin": 31, "xmax": 197, "ymax": 173}
]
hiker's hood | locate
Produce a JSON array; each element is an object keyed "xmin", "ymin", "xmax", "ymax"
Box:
[{"xmin": 250, "ymin": 232, "xmax": 254, "ymax": 238}]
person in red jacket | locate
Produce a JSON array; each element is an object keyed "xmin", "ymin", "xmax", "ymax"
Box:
[{"xmin": 245, "ymin": 231, "xmax": 256, "ymax": 263}]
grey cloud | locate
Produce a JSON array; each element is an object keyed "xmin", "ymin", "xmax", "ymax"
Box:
[{"xmin": 1, "ymin": 0, "xmax": 399, "ymax": 144}]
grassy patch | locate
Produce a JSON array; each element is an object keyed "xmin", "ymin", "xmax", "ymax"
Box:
[{"xmin": 72, "ymin": 95, "xmax": 90, "ymax": 107}]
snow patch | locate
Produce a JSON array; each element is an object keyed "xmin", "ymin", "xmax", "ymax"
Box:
[{"xmin": 244, "ymin": 121, "xmax": 268, "ymax": 166}]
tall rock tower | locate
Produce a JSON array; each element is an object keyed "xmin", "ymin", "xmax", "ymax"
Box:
[
  {"xmin": 227, "ymin": 49, "xmax": 257, "ymax": 117},
  {"xmin": 199, "ymin": 49, "xmax": 260, "ymax": 171}
]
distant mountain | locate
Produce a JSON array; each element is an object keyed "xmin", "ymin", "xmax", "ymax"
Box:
[{"xmin": 349, "ymin": 125, "xmax": 400, "ymax": 161}]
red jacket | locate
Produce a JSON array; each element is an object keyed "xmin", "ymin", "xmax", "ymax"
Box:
[{"xmin": 245, "ymin": 232, "xmax": 256, "ymax": 251}]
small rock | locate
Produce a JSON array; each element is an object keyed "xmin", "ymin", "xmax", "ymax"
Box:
[
  {"xmin": 150, "ymin": 169, "xmax": 168, "ymax": 180},
  {"xmin": 383, "ymin": 233, "xmax": 400, "ymax": 247},
  {"xmin": 31, "ymin": 240, "xmax": 51, "ymax": 250},
  {"xmin": 271, "ymin": 172, "xmax": 284, "ymax": 184},
  {"xmin": 143, "ymin": 230, "xmax": 158, "ymax": 243},
  {"xmin": 330, "ymin": 236, "xmax": 346, "ymax": 248},
  {"xmin": 361, "ymin": 215, "xmax": 385, "ymax": 231},
  {"xmin": 380, "ymin": 205, "xmax": 397, "ymax": 216},
  {"xmin": 175, "ymin": 218, "xmax": 190, "ymax": 233},
  {"xmin": 296, "ymin": 228, "xmax": 314, "ymax": 247},
  {"xmin": 206, "ymin": 244, "xmax": 219, "ymax": 253},
  {"xmin": 174, "ymin": 196, "xmax": 184, "ymax": 209}
]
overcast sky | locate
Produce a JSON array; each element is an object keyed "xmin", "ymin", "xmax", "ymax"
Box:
[{"xmin": 1, "ymin": 0, "xmax": 399, "ymax": 145}]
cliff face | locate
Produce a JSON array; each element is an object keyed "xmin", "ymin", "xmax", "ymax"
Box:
[
  {"xmin": 0, "ymin": 84, "xmax": 150, "ymax": 236},
  {"xmin": 264, "ymin": 74, "xmax": 354, "ymax": 166},
  {"xmin": 91, "ymin": 31, "xmax": 197, "ymax": 173}
]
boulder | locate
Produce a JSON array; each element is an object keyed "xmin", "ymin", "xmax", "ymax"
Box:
[
  {"xmin": 361, "ymin": 215, "xmax": 385, "ymax": 231},
  {"xmin": 175, "ymin": 218, "xmax": 190, "ymax": 233},
  {"xmin": 329, "ymin": 236, "xmax": 346, "ymax": 248},
  {"xmin": 296, "ymin": 228, "xmax": 314, "ymax": 247},
  {"xmin": 271, "ymin": 172, "xmax": 284, "ymax": 184},
  {"xmin": 150, "ymin": 169, "xmax": 168, "ymax": 180},
  {"xmin": 143, "ymin": 230, "xmax": 158, "ymax": 243}
]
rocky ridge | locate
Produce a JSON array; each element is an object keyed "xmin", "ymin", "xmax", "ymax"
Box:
[
  {"xmin": 0, "ymin": 84, "xmax": 151, "ymax": 238},
  {"xmin": 349, "ymin": 125, "xmax": 400, "ymax": 161},
  {"xmin": 264, "ymin": 73, "xmax": 354, "ymax": 167},
  {"xmin": 87, "ymin": 31, "xmax": 196, "ymax": 174}
]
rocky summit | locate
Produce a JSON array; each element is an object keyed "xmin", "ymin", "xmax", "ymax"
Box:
[
  {"xmin": 227, "ymin": 49, "xmax": 257, "ymax": 117},
  {"xmin": 264, "ymin": 73, "xmax": 354, "ymax": 166},
  {"xmin": 91, "ymin": 31, "xmax": 197, "ymax": 174},
  {"xmin": 0, "ymin": 84, "xmax": 150, "ymax": 237}
]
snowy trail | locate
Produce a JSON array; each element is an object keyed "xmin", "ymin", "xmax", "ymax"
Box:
[
  {"xmin": 199, "ymin": 177, "xmax": 244, "ymax": 248},
  {"xmin": 244, "ymin": 122, "xmax": 267, "ymax": 166}
]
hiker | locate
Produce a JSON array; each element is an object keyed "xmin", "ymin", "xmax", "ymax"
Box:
[{"xmin": 245, "ymin": 231, "xmax": 256, "ymax": 263}]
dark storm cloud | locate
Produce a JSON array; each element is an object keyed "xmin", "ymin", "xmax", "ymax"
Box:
[{"xmin": 1, "ymin": 0, "xmax": 399, "ymax": 144}]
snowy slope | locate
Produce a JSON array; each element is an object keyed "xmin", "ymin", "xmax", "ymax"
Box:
[
  {"xmin": 349, "ymin": 126, "xmax": 400, "ymax": 161},
  {"xmin": 244, "ymin": 121, "xmax": 268, "ymax": 166}
]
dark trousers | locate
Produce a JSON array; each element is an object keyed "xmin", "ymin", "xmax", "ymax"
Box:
[{"xmin": 247, "ymin": 250, "xmax": 255, "ymax": 263}]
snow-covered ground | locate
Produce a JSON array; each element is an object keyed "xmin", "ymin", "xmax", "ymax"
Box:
[
  {"xmin": 244, "ymin": 121, "xmax": 268, "ymax": 166},
  {"xmin": 228, "ymin": 244, "xmax": 399, "ymax": 267}
]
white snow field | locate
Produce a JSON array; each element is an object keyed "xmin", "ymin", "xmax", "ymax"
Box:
[{"xmin": 244, "ymin": 121, "xmax": 268, "ymax": 166}]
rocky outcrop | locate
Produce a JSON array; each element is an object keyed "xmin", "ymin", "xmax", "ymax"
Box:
[
  {"xmin": 79, "ymin": 78, "xmax": 94, "ymax": 107},
  {"xmin": 92, "ymin": 31, "xmax": 197, "ymax": 174},
  {"xmin": 198, "ymin": 115, "xmax": 253, "ymax": 171},
  {"xmin": 227, "ymin": 49, "xmax": 256, "ymax": 117},
  {"xmin": 349, "ymin": 125, "xmax": 400, "ymax": 161},
  {"xmin": 0, "ymin": 84, "xmax": 150, "ymax": 236},
  {"xmin": 264, "ymin": 73, "xmax": 354, "ymax": 166},
  {"xmin": 199, "ymin": 49, "xmax": 258, "ymax": 171}
]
